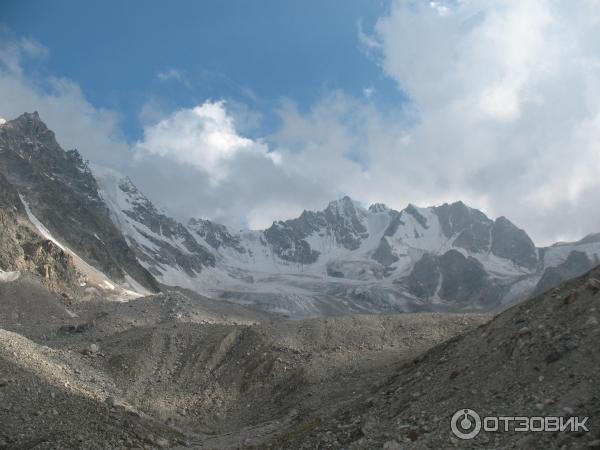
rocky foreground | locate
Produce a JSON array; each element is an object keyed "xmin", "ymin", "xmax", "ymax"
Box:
[
  {"xmin": 268, "ymin": 268, "xmax": 600, "ymax": 450},
  {"xmin": 0, "ymin": 266, "xmax": 599, "ymax": 449},
  {"xmin": 0, "ymin": 273, "xmax": 488, "ymax": 449}
]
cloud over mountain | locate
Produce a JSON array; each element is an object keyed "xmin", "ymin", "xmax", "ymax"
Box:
[{"xmin": 2, "ymin": 1, "xmax": 600, "ymax": 244}]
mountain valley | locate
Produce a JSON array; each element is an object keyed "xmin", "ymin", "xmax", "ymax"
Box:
[{"xmin": 0, "ymin": 112, "xmax": 599, "ymax": 449}]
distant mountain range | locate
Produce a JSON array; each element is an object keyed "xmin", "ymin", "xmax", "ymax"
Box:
[{"xmin": 1, "ymin": 112, "xmax": 599, "ymax": 317}]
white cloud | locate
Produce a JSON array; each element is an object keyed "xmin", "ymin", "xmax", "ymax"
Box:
[
  {"xmin": 0, "ymin": 33, "xmax": 337, "ymax": 230},
  {"xmin": 352, "ymin": 0, "xmax": 600, "ymax": 244},
  {"xmin": 3, "ymin": 4, "xmax": 600, "ymax": 247},
  {"xmin": 0, "ymin": 35, "xmax": 128, "ymax": 168},
  {"xmin": 133, "ymin": 101, "xmax": 279, "ymax": 184},
  {"xmin": 156, "ymin": 68, "xmax": 182, "ymax": 82},
  {"xmin": 122, "ymin": 99, "xmax": 323, "ymax": 228}
]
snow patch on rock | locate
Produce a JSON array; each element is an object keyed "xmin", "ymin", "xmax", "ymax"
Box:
[{"xmin": 0, "ymin": 270, "xmax": 20, "ymax": 283}]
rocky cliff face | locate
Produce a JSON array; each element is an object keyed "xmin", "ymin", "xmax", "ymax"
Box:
[
  {"xmin": 535, "ymin": 249, "xmax": 595, "ymax": 295},
  {"xmin": 0, "ymin": 172, "xmax": 81, "ymax": 295},
  {"xmin": 261, "ymin": 197, "xmax": 369, "ymax": 264},
  {"xmin": 433, "ymin": 202, "xmax": 539, "ymax": 269},
  {"xmin": 0, "ymin": 113, "xmax": 159, "ymax": 293},
  {"xmin": 406, "ymin": 249, "xmax": 502, "ymax": 308},
  {"xmin": 188, "ymin": 218, "xmax": 245, "ymax": 253},
  {"xmin": 93, "ymin": 167, "xmax": 216, "ymax": 285},
  {"xmin": 534, "ymin": 233, "xmax": 600, "ymax": 297}
]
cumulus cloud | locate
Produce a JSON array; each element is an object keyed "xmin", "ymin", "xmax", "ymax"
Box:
[
  {"xmin": 130, "ymin": 100, "xmax": 340, "ymax": 228},
  {"xmin": 133, "ymin": 101, "xmax": 280, "ymax": 184},
  {"xmin": 0, "ymin": 34, "xmax": 128, "ymax": 168},
  {"xmin": 0, "ymin": 33, "xmax": 338, "ymax": 230},
  {"xmin": 356, "ymin": 0, "xmax": 600, "ymax": 244},
  {"xmin": 3, "ymin": 2, "xmax": 600, "ymax": 246}
]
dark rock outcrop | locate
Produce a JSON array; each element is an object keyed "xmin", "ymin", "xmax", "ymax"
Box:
[
  {"xmin": 407, "ymin": 249, "xmax": 502, "ymax": 307},
  {"xmin": 490, "ymin": 216, "xmax": 538, "ymax": 269},
  {"xmin": 188, "ymin": 218, "xmax": 245, "ymax": 253},
  {"xmin": 534, "ymin": 250, "xmax": 593, "ymax": 295},
  {"xmin": 0, "ymin": 173, "xmax": 81, "ymax": 295},
  {"xmin": 371, "ymin": 237, "xmax": 399, "ymax": 267},
  {"xmin": 263, "ymin": 196, "xmax": 369, "ymax": 264},
  {"xmin": 0, "ymin": 113, "xmax": 159, "ymax": 292}
]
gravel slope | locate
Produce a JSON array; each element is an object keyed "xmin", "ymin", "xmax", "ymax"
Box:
[
  {"xmin": 0, "ymin": 274, "xmax": 488, "ymax": 449},
  {"xmin": 265, "ymin": 267, "xmax": 600, "ymax": 449},
  {"xmin": 3, "ymin": 265, "xmax": 598, "ymax": 449}
]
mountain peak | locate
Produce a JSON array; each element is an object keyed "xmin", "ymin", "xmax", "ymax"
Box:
[
  {"xmin": 4, "ymin": 112, "xmax": 55, "ymax": 143},
  {"xmin": 368, "ymin": 203, "xmax": 389, "ymax": 213},
  {"xmin": 14, "ymin": 111, "xmax": 44, "ymax": 127},
  {"xmin": 327, "ymin": 195, "xmax": 353, "ymax": 205},
  {"xmin": 325, "ymin": 196, "xmax": 365, "ymax": 216},
  {"xmin": 26, "ymin": 111, "xmax": 40, "ymax": 119}
]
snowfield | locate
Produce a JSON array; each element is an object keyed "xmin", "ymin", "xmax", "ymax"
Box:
[{"xmin": 91, "ymin": 166, "xmax": 600, "ymax": 317}]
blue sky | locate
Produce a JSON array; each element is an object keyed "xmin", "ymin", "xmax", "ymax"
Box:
[
  {"xmin": 4, "ymin": 0, "xmax": 400, "ymax": 140},
  {"xmin": 2, "ymin": 1, "xmax": 600, "ymax": 245}
]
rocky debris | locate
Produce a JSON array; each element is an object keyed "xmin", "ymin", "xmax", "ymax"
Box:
[
  {"xmin": 59, "ymin": 322, "xmax": 91, "ymax": 334},
  {"xmin": 587, "ymin": 278, "xmax": 600, "ymax": 293},
  {"xmin": 563, "ymin": 290, "xmax": 578, "ymax": 304},
  {"xmin": 81, "ymin": 342, "xmax": 99, "ymax": 355},
  {"xmin": 264, "ymin": 266, "xmax": 600, "ymax": 449},
  {"xmin": 155, "ymin": 436, "xmax": 170, "ymax": 448},
  {"xmin": 0, "ymin": 327, "xmax": 184, "ymax": 449},
  {"xmin": 1, "ymin": 258, "xmax": 597, "ymax": 450},
  {"xmin": 0, "ymin": 275, "xmax": 487, "ymax": 448}
]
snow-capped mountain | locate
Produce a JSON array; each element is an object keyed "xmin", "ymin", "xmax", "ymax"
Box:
[
  {"xmin": 0, "ymin": 112, "xmax": 158, "ymax": 295},
  {"xmin": 93, "ymin": 166, "xmax": 216, "ymax": 285},
  {"xmin": 92, "ymin": 163, "xmax": 599, "ymax": 316},
  {"xmin": 533, "ymin": 233, "xmax": 600, "ymax": 296},
  {"xmin": 2, "ymin": 112, "xmax": 599, "ymax": 317}
]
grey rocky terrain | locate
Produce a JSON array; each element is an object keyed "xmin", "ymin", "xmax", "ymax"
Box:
[
  {"xmin": 0, "ymin": 273, "xmax": 488, "ymax": 449},
  {"xmin": 265, "ymin": 267, "xmax": 600, "ymax": 449},
  {"xmin": 1, "ymin": 252, "xmax": 599, "ymax": 449}
]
